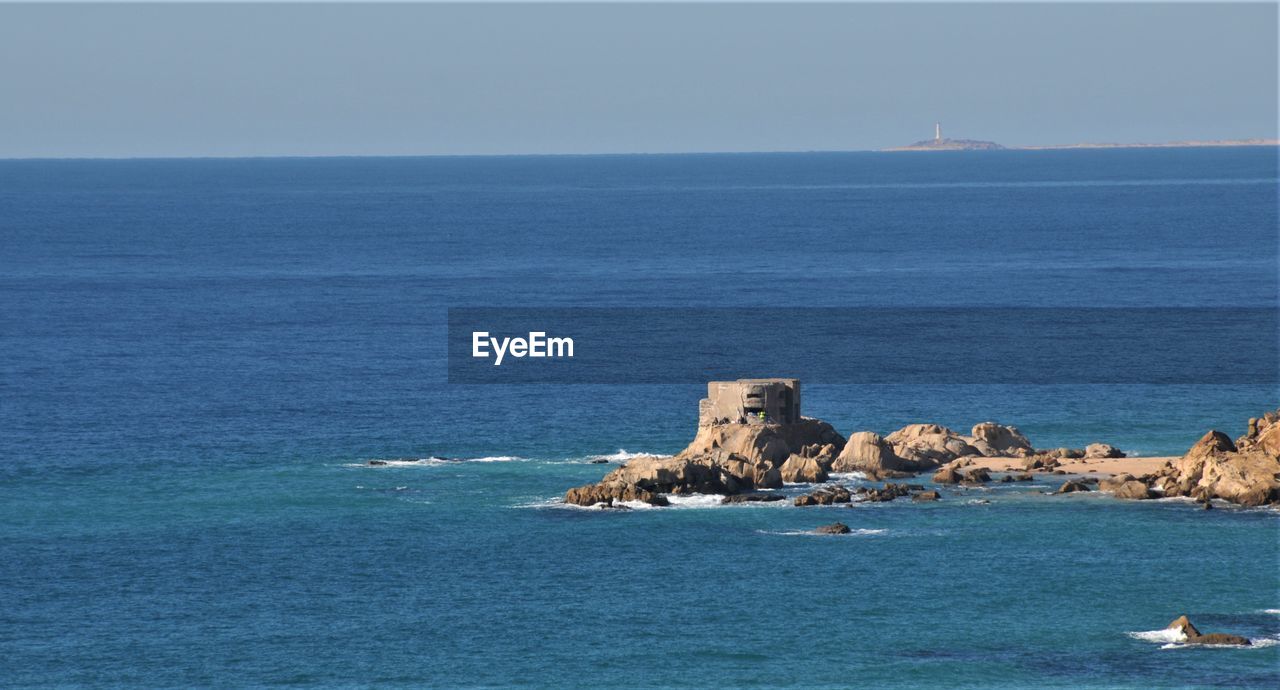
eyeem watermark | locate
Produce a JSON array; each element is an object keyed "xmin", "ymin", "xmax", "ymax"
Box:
[{"xmin": 472, "ymin": 331, "xmax": 574, "ymax": 366}]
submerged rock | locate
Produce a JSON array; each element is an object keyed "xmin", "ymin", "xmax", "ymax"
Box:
[
  {"xmin": 912, "ymin": 490, "xmax": 941, "ymax": 502},
  {"xmin": 814, "ymin": 522, "xmax": 851, "ymax": 535},
  {"xmin": 720, "ymin": 493, "xmax": 785, "ymax": 504},
  {"xmin": 794, "ymin": 485, "xmax": 852, "ymax": 506}
]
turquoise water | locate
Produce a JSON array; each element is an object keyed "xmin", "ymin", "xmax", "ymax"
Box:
[{"xmin": 2, "ymin": 149, "xmax": 1278, "ymax": 687}]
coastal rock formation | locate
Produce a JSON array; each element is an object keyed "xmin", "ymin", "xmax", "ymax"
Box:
[
  {"xmin": 1165, "ymin": 616, "xmax": 1251, "ymax": 646},
  {"xmin": 564, "ymin": 380, "xmax": 845, "ymax": 507},
  {"xmin": 912, "ymin": 490, "xmax": 941, "ymax": 502},
  {"xmin": 1146, "ymin": 413, "xmax": 1280, "ymax": 507},
  {"xmin": 814, "ymin": 522, "xmax": 851, "ymax": 535},
  {"xmin": 1055, "ymin": 480, "xmax": 1092, "ymax": 494}
]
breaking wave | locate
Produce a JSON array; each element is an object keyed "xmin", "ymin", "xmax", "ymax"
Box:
[
  {"xmin": 348, "ymin": 455, "xmax": 524, "ymax": 468},
  {"xmin": 583, "ymin": 449, "xmax": 658, "ymax": 463},
  {"xmin": 1128, "ymin": 627, "xmax": 1279, "ymax": 649},
  {"xmin": 757, "ymin": 528, "xmax": 888, "ymax": 537}
]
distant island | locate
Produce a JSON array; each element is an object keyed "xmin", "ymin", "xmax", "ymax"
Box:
[{"xmin": 884, "ymin": 124, "xmax": 1278, "ymax": 152}]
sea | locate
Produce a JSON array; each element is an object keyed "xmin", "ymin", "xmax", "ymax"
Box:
[{"xmin": 1, "ymin": 148, "xmax": 1278, "ymax": 688}]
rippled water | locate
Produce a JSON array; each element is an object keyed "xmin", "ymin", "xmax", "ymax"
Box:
[{"xmin": 2, "ymin": 148, "xmax": 1277, "ymax": 687}]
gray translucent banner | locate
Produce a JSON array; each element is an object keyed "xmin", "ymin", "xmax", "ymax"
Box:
[{"xmin": 448, "ymin": 307, "xmax": 1276, "ymax": 384}]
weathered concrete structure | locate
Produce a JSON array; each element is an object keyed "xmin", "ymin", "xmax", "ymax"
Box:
[{"xmin": 698, "ymin": 378, "xmax": 801, "ymax": 426}]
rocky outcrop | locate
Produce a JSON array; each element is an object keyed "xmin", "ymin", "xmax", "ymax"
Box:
[
  {"xmin": 814, "ymin": 522, "xmax": 851, "ymax": 535},
  {"xmin": 912, "ymin": 490, "xmax": 941, "ymax": 502},
  {"xmin": 1055, "ymin": 480, "xmax": 1091, "ymax": 494},
  {"xmin": 565, "ymin": 415, "xmax": 844, "ymax": 506},
  {"xmin": 1146, "ymin": 415, "xmax": 1280, "ymax": 507},
  {"xmin": 1165, "ymin": 616, "xmax": 1251, "ymax": 646},
  {"xmin": 856, "ymin": 482, "xmax": 916, "ymax": 503}
]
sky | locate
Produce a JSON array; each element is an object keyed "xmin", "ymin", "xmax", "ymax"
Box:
[{"xmin": 0, "ymin": 2, "xmax": 1275, "ymax": 158}]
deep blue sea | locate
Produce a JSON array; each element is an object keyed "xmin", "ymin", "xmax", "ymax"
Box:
[{"xmin": 2, "ymin": 148, "xmax": 1278, "ymax": 688}]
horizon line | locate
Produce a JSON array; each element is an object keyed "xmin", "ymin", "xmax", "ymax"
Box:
[{"xmin": 2, "ymin": 138, "xmax": 1278, "ymax": 162}]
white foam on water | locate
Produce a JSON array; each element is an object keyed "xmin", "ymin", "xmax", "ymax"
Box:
[
  {"xmin": 829, "ymin": 471, "xmax": 868, "ymax": 481},
  {"xmin": 1128, "ymin": 628, "xmax": 1187, "ymax": 644},
  {"xmin": 585, "ymin": 449, "xmax": 657, "ymax": 463},
  {"xmin": 756, "ymin": 528, "xmax": 888, "ymax": 537},
  {"xmin": 347, "ymin": 455, "xmax": 525, "ymax": 468},
  {"xmin": 663, "ymin": 493, "xmax": 728, "ymax": 508},
  {"xmin": 1262, "ymin": 609, "xmax": 1280, "ymax": 615}
]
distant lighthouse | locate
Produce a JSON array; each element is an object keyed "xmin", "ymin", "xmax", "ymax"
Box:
[{"xmin": 935, "ymin": 123, "xmax": 941, "ymax": 142}]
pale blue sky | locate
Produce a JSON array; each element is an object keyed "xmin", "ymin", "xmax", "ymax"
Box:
[{"xmin": 0, "ymin": 2, "xmax": 1275, "ymax": 157}]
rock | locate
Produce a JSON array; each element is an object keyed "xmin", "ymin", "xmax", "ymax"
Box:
[
  {"xmin": 970, "ymin": 422, "xmax": 1034, "ymax": 456},
  {"xmin": 794, "ymin": 485, "xmax": 852, "ymax": 506},
  {"xmin": 1055, "ymin": 480, "xmax": 1092, "ymax": 494},
  {"xmin": 1099, "ymin": 473, "xmax": 1152, "ymax": 500},
  {"xmin": 1084, "ymin": 443, "xmax": 1125, "ymax": 459},
  {"xmin": 885, "ymin": 424, "xmax": 981, "ymax": 470},
  {"xmin": 831, "ymin": 431, "xmax": 907, "ymax": 473},
  {"xmin": 779, "ymin": 454, "xmax": 829, "ymax": 484},
  {"xmin": 1011, "ymin": 473, "xmax": 1034, "ymax": 481},
  {"xmin": 589, "ymin": 458, "xmax": 609, "ymax": 464},
  {"xmin": 912, "ymin": 490, "xmax": 941, "ymax": 502},
  {"xmin": 862, "ymin": 482, "xmax": 913, "ymax": 502},
  {"xmin": 814, "ymin": 522, "xmax": 851, "ymax": 535},
  {"xmin": 999, "ymin": 475, "xmax": 1014, "ymax": 483},
  {"xmin": 1042, "ymin": 447, "xmax": 1085, "ymax": 459},
  {"xmin": 961, "ymin": 467, "xmax": 992, "ymax": 484},
  {"xmin": 1166, "ymin": 616, "xmax": 1250, "ymax": 646},
  {"xmin": 720, "ymin": 493, "xmax": 786, "ymax": 504},
  {"xmin": 1188, "ymin": 632, "xmax": 1251, "ymax": 646},
  {"xmin": 931, "ymin": 465, "xmax": 963, "ymax": 484},
  {"xmin": 367, "ymin": 460, "xmax": 388, "ymax": 466},
  {"xmin": 1166, "ymin": 615, "xmax": 1201, "ymax": 638},
  {"xmin": 1147, "ymin": 421, "xmax": 1280, "ymax": 507}
]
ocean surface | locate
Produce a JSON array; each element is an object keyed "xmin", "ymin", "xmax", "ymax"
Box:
[{"xmin": 2, "ymin": 148, "xmax": 1278, "ymax": 688}]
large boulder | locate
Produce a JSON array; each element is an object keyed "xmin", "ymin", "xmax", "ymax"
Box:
[
  {"xmin": 1084, "ymin": 443, "xmax": 1125, "ymax": 459},
  {"xmin": 970, "ymin": 422, "xmax": 1034, "ymax": 456},
  {"xmin": 779, "ymin": 454, "xmax": 828, "ymax": 484},
  {"xmin": 931, "ymin": 465, "xmax": 963, "ymax": 484},
  {"xmin": 831, "ymin": 431, "xmax": 906, "ymax": 473},
  {"xmin": 814, "ymin": 522, "xmax": 851, "ymax": 535}
]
